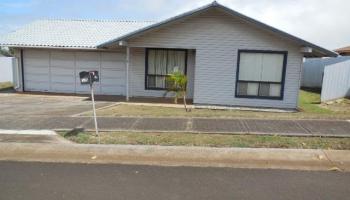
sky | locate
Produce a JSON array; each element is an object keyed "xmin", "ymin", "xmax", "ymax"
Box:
[{"xmin": 0, "ymin": 0, "xmax": 349, "ymax": 50}]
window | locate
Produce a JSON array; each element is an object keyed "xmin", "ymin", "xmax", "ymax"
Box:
[
  {"xmin": 236, "ymin": 50, "xmax": 287, "ymax": 99},
  {"xmin": 146, "ymin": 48, "xmax": 187, "ymax": 90}
]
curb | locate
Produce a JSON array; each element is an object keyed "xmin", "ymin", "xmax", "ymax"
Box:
[
  {"xmin": 0, "ymin": 143, "xmax": 349, "ymax": 171},
  {"xmin": 0, "ymin": 129, "xmax": 56, "ymax": 135},
  {"xmin": 53, "ymin": 128, "xmax": 350, "ymax": 138}
]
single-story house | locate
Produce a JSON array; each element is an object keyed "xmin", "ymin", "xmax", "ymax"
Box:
[{"xmin": 0, "ymin": 1, "xmax": 337, "ymax": 109}]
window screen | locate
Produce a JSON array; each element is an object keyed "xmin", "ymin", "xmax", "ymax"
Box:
[{"xmin": 236, "ymin": 51, "xmax": 286, "ymax": 99}]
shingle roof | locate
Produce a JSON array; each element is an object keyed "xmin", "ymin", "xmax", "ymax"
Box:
[{"xmin": 0, "ymin": 19, "xmax": 155, "ymax": 49}]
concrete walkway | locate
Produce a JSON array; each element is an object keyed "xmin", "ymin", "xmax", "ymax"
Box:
[
  {"xmin": 0, "ymin": 115, "xmax": 349, "ymax": 137},
  {"xmin": 0, "ymin": 130, "xmax": 71, "ymax": 144}
]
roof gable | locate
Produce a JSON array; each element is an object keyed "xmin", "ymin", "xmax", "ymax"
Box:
[{"xmin": 98, "ymin": 1, "xmax": 337, "ymax": 57}]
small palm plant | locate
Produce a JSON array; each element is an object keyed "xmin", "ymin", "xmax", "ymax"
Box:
[{"xmin": 164, "ymin": 71, "xmax": 190, "ymax": 112}]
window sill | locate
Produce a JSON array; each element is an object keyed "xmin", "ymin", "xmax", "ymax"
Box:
[
  {"xmin": 235, "ymin": 95, "xmax": 283, "ymax": 100},
  {"xmin": 145, "ymin": 87, "xmax": 168, "ymax": 91}
]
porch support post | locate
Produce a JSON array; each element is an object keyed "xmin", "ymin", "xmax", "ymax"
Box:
[{"xmin": 126, "ymin": 46, "xmax": 130, "ymax": 101}]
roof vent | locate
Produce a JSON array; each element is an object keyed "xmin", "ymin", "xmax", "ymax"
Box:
[{"xmin": 212, "ymin": 1, "xmax": 219, "ymax": 6}]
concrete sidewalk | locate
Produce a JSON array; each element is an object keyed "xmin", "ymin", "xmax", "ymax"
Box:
[
  {"xmin": 1, "ymin": 142, "xmax": 349, "ymax": 171},
  {"xmin": 1, "ymin": 116, "xmax": 349, "ymax": 137}
]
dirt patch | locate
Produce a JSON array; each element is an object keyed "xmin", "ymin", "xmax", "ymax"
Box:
[{"xmin": 320, "ymin": 98, "xmax": 350, "ymax": 112}]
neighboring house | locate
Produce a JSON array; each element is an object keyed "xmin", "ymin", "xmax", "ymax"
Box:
[
  {"xmin": 302, "ymin": 56, "xmax": 350, "ymax": 88},
  {"xmin": 0, "ymin": 1, "xmax": 337, "ymax": 109},
  {"xmin": 302, "ymin": 56, "xmax": 350, "ymax": 102},
  {"xmin": 335, "ymin": 46, "xmax": 350, "ymax": 56}
]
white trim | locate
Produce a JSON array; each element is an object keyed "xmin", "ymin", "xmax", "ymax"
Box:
[{"xmin": 2, "ymin": 45, "xmax": 98, "ymax": 50}]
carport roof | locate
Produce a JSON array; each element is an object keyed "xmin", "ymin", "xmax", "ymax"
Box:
[{"xmin": 0, "ymin": 19, "xmax": 155, "ymax": 49}]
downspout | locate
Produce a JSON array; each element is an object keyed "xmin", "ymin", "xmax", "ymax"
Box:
[
  {"xmin": 126, "ymin": 46, "xmax": 130, "ymax": 101},
  {"xmin": 20, "ymin": 49, "xmax": 25, "ymax": 91},
  {"xmin": 13, "ymin": 57, "xmax": 20, "ymax": 90}
]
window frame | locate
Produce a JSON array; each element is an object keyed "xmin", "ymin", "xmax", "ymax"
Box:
[
  {"xmin": 235, "ymin": 49, "xmax": 288, "ymax": 100},
  {"xmin": 145, "ymin": 48, "xmax": 188, "ymax": 90}
]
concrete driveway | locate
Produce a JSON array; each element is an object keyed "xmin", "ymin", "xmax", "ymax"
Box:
[
  {"xmin": 0, "ymin": 92, "xmax": 114, "ymax": 130},
  {"xmin": 0, "ymin": 93, "xmax": 112, "ymax": 116}
]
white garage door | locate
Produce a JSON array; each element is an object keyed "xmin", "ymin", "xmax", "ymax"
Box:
[
  {"xmin": 23, "ymin": 49, "xmax": 126, "ymax": 95},
  {"xmin": 23, "ymin": 50, "xmax": 50, "ymax": 92}
]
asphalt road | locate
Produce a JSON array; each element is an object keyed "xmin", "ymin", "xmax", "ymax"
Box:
[{"xmin": 0, "ymin": 161, "xmax": 349, "ymax": 200}]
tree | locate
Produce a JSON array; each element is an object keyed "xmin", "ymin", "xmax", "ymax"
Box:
[
  {"xmin": 0, "ymin": 47, "xmax": 13, "ymax": 57},
  {"xmin": 164, "ymin": 71, "xmax": 190, "ymax": 112}
]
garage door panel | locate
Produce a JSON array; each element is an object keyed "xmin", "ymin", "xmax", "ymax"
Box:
[
  {"xmin": 76, "ymin": 52, "xmax": 100, "ymax": 69},
  {"xmin": 51, "ymin": 67, "xmax": 75, "ymax": 76},
  {"xmin": 24, "ymin": 51, "xmax": 50, "ymax": 67},
  {"xmin": 25, "ymin": 74, "xmax": 50, "ymax": 82},
  {"xmin": 50, "ymin": 83, "xmax": 75, "ymax": 92},
  {"xmin": 51, "ymin": 75, "xmax": 75, "ymax": 84},
  {"xmin": 25, "ymin": 66, "xmax": 49, "ymax": 75},
  {"xmin": 24, "ymin": 50, "xmax": 50, "ymax": 59},
  {"xmin": 51, "ymin": 51, "xmax": 75, "ymax": 67},
  {"xmin": 23, "ymin": 49, "xmax": 50, "ymax": 92},
  {"xmin": 24, "ymin": 60, "xmax": 50, "ymax": 68},
  {"xmin": 25, "ymin": 82, "xmax": 50, "ymax": 91}
]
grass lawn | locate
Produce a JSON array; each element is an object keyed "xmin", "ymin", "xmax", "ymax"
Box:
[
  {"xmin": 0, "ymin": 82, "xmax": 13, "ymax": 90},
  {"xmin": 61, "ymin": 131, "xmax": 350, "ymax": 150},
  {"xmin": 87, "ymin": 89, "xmax": 350, "ymax": 119}
]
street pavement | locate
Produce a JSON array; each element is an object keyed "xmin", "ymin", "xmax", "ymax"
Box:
[{"xmin": 0, "ymin": 161, "xmax": 349, "ymax": 200}]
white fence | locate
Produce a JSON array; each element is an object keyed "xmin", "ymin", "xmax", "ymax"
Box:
[
  {"xmin": 321, "ymin": 59, "xmax": 350, "ymax": 102},
  {"xmin": 0, "ymin": 57, "xmax": 15, "ymax": 83}
]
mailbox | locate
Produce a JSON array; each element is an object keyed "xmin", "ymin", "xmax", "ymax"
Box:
[
  {"xmin": 79, "ymin": 71, "xmax": 99, "ymax": 85},
  {"xmin": 89, "ymin": 71, "xmax": 99, "ymax": 83}
]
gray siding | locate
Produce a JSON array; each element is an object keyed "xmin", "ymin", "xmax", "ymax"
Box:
[
  {"xmin": 321, "ymin": 60, "xmax": 350, "ymax": 102},
  {"xmin": 128, "ymin": 9, "xmax": 303, "ymax": 108}
]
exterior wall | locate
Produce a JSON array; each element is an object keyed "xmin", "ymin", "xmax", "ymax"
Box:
[
  {"xmin": 128, "ymin": 8, "xmax": 303, "ymax": 108},
  {"xmin": 321, "ymin": 59, "xmax": 350, "ymax": 102},
  {"xmin": 129, "ymin": 47, "xmax": 195, "ymax": 98},
  {"xmin": 302, "ymin": 56, "xmax": 350, "ymax": 88}
]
